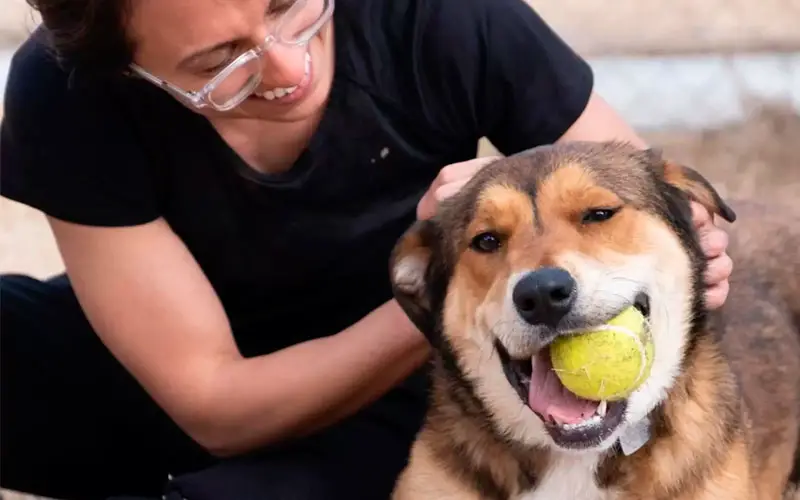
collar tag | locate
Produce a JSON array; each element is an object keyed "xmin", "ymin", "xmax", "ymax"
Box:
[{"xmin": 619, "ymin": 417, "xmax": 652, "ymax": 456}]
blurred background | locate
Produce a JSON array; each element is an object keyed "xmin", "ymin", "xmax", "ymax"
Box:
[{"xmin": 1, "ymin": 0, "xmax": 799, "ymax": 496}]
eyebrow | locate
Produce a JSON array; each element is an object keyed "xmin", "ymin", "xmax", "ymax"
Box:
[{"xmin": 175, "ymin": 1, "xmax": 278, "ymax": 70}]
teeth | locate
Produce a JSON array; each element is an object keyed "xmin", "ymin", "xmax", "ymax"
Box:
[
  {"xmin": 553, "ymin": 401, "xmax": 609, "ymax": 431},
  {"xmin": 560, "ymin": 414, "xmax": 603, "ymax": 431},
  {"xmin": 257, "ymin": 84, "xmax": 298, "ymax": 100}
]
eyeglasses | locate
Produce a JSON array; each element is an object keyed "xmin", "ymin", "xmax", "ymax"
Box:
[{"xmin": 129, "ymin": 0, "xmax": 334, "ymax": 112}]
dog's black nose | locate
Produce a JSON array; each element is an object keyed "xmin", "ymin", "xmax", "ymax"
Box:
[{"xmin": 512, "ymin": 267, "xmax": 576, "ymax": 327}]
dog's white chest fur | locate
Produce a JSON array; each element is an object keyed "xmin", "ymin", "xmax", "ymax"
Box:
[{"xmin": 518, "ymin": 452, "xmax": 615, "ymax": 500}]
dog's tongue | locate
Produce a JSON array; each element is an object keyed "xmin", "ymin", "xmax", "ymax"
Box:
[{"xmin": 528, "ymin": 353, "xmax": 599, "ymax": 425}]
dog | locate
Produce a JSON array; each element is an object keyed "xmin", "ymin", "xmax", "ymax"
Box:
[{"xmin": 388, "ymin": 141, "xmax": 800, "ymax": 499}]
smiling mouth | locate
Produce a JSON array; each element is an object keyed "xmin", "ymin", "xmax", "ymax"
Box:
[
  {"xmin": 252, "ymin": 51, "xmax": 312, "ymax": 102},
  {"xmin": 497, "ymin": 293, "xmax": 650, "ymax": 449}
]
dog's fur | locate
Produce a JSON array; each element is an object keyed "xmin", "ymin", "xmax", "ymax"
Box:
[{"xmin": 388, "ymin": 141, "xmax": 800, "ymax": 499}]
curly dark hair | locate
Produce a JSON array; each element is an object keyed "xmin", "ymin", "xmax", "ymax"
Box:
[{"xmin": 26, "ymin": 0, "xmax": 135, "ymax": 77}]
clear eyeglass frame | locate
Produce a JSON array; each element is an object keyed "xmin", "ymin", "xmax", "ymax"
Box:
[{"xmin": 128, "ymin": 0, "xmax": 334, "ymax": 112}]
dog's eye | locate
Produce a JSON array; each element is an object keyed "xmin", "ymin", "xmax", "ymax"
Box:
[
  {"xmin": 582, "ymin": 207, "xmax": 620, "ymax": 224},
  {"xmin": 470, "ymin": 232, "xmax": 502, "ymax": 253}
]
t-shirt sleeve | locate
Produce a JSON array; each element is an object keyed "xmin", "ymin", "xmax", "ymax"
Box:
[
  {"xmin": 1, "ymin": 34, "xmax": 160, "ymax": 227},
  {"xmin": 412, "ymin": 0, "xmax": 594, "ymax": 155}
]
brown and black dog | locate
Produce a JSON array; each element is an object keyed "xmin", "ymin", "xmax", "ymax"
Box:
[{"xmin": 389, "ymin": 141, "xmax": 800, "ymax": 499}]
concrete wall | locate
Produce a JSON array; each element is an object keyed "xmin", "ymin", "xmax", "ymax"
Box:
[
  {"xmin": 0, "ymin": 0, "xmax": 39, "ymax": 45},
  {"xmin": 531, "ymin": 0, "xmax": 800, "ymax": 56},
  {"xmin": 2, "ymin": 0, "xmax": 799, "ymax": 54}
]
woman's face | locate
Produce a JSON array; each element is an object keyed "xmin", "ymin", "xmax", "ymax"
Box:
[{"xmin": 128, "ymin": 0, "xmax": 334, "ymax": 122}]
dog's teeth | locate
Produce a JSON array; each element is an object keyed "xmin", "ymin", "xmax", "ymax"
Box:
[
  {"xmin": 598, "ymin": 400, "xmax": 608, "ymax": 417},
  {"xmin": 560, "ymin": 414, "xmax": 603, "ymax": 431}
]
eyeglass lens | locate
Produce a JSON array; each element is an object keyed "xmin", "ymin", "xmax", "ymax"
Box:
[{"xmin": 208, "ymin": 0, "xmax": 329, "ymax": 109}]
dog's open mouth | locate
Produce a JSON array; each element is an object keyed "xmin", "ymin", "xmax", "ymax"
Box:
[{"xmin": 498, "ymin": 294, "xmax": 650, "ymax": 449}]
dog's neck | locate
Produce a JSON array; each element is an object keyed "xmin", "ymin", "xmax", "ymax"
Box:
[
  {"xmin": 596, "ymin": 332, "xmax": 744, "ymax": 495},
  {"xmin": 424, "ymin": 355, "xmax": 547, "ymax": 498},
  {"xmin": 427, "ymin": 332, "xmax": 743, "ymax": 498}
]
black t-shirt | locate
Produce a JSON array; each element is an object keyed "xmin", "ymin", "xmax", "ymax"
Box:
[{"xmin": 1, "ymin": 0, "xmax": 592, "ymax": 416}]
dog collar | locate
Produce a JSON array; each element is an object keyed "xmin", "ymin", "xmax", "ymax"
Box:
[{"xmin": 619, "ymin": 416, "xmax": 652, "ymax": 456}]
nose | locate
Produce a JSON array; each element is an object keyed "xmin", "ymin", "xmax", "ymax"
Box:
[
  {"xmin": 512, "ymin": 267, "xmax": 576, "ymax": 327},
  {"xmin": 258, "ymin": 45, "xmax": 307, "ymax": 87}
]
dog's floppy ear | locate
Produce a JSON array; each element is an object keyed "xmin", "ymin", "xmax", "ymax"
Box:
[
  {"xmin": 389, "ymin": 219, "xmax": 446, "ymax": 344},
  {"xmin": 649, "ymin": 149, "xmax": 737, "ymax": 223}
]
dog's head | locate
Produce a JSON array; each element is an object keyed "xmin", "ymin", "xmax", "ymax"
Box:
[{"xmin": 390, "ymin": 141, "xmax": 735, "ymax": 453}]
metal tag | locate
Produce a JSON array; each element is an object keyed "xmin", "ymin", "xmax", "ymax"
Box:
[{"xmin": 619, "ymin": 417, "xmax": 652, "ymax": 456}]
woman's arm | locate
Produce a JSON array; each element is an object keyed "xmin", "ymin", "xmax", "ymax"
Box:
[
  {"xmin": 49, "ymin": 216, "xmax": 430, "ymax": 457},
  {"xmin": 557, "ymin": 92, "xmax": 648, "ymax": 148}
]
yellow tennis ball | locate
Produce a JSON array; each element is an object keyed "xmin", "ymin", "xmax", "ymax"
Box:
[{"xmin": 550, "ymin": 306, "xmax": 654, "ymax": 401}]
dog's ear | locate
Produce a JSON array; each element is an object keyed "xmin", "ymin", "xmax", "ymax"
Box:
[
  {"xmin": 649, "ymin": 149, "xmax": 736, "ymax": 223},
  {"xmin": 389, "ymin": 219, "xmax": 446, "ymax": 344}
]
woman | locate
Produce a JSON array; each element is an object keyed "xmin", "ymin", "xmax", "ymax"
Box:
[{"xmin": 0, "ymin": 0, "xmax": 733, "ymax": 498}]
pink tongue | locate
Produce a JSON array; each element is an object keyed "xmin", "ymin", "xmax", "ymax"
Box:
[{"xmin": 528, "ymin": 353, "xmax": 599, "ymax": 425}]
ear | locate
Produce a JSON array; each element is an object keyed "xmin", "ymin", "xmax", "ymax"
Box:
[
  {"xmin": 389, "ymin": 219, "xmax": 446, "ymax": 344},
  {"xmin": 656, "ymin": 155, "xmax": 737, "ymax": 223}
]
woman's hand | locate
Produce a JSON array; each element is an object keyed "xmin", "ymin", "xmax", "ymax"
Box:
[
  {"xmin": 692, "ymin": 201, "xmax": 733, "ymax": 310},
  {"xmin": 416, "ymin": 156, "xmax": 500, "ymax": 221}
]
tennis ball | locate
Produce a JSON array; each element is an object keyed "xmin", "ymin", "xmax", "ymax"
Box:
[{"xmin": 550, "ymin": 306, "xmax": 654, "ymax": 401}]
